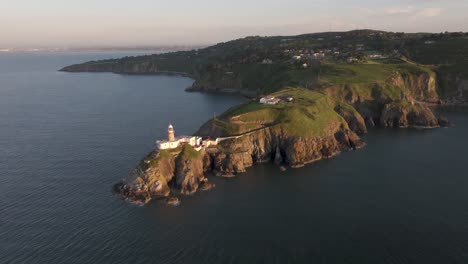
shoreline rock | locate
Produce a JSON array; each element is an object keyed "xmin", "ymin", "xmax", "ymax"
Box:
[
  {"xmin": 380, "ymin": 101, "xmax": 449, "ymax": 128},
  {"xmin": 166, "ymin": 197, "xmax": 181, "ymax": 206}
]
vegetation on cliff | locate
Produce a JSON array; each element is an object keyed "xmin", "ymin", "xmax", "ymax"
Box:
[
  {"xmin": 62, "ymin": 30, "xmax": 468, "ymax": 101},
  {"xmin": 76, "ymin": 29, "xmax": 465, "ymax": 205},
  {"xmin": 115, "ymin": 144, "xmax": 214, "ymax": 204},
  {"xmin": 198, "ymin": 89, "xmax": 350, "ymax": 137}
]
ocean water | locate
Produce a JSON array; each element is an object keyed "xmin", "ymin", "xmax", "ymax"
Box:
[{"xmin": 1, "ymin": 53, "xmax": 468, "ymax": 264}]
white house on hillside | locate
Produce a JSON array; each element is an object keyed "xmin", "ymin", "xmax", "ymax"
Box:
[{"xmin": 260, "ymin": 95, "xmax": 281, "ymax": 105}]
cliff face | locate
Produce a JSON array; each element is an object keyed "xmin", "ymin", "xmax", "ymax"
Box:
[
  {"xmin": 114, "ymin": 150, "xmax": 175, "ymax": 204},
  {"xmin": 174, "ymin": 146, "xmax": 206, "ymax": 195},
  {"xmin": 333, "ymin": 104, "xmax": 368, "ymax": 135},
  {"xmin": 380, "ymin": 101, "xmax": 442, "ymax": 128},
  {"xmin": 438, "ymin": 74, "xmax": 468, "ymax": 104},
  {"xmin": 324, "ymin": 71, "xmax": 450, "ymax": 130},
  {"xmin": 389, "ymin": 73, "xmax": 440, "ymax": 103},
  {"xmin": 114, "ymin": 119, "xmax": 366, "ymax": 204},
  {"xmin": 114, "ymin": 145, "xmax": 210, "ymax": 204},
  {"xmin": 207, "ymin": 128, "xmax": 363, "ymax": 175}
]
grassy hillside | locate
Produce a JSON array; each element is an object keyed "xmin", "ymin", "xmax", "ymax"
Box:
[
  {"xmin": 62, "ymin": 30, "xmax": 468, "ymax": 99},
  {"xmin": 199, "ymin": 88, "xmax": 349, "ymax": 137}
]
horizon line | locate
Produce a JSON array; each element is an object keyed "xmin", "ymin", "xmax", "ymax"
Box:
[{"xmin": 2, "ymin": 29, "xmax": 466, "ymax": 50}]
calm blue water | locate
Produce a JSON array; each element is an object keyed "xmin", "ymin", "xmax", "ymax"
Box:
[{"xmin": 1, "ymin": 53, "xmax": 468, "ymax": 264}]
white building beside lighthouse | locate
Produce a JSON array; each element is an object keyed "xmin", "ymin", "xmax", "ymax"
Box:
[{"xmin": 156, "ymin": 123, "xmax": 202, "ymax": 150}]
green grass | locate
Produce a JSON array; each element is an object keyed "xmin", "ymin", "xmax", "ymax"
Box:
[
  {"xmin": 179, "ymin": 144, "xmax": 201, "ymax": 159},
  {"xmin": 319, "ymin": 63, "xmax": 432, "ymax": 86},
  {"xmin": 158, "ymin": 150, "xmax": 172, "ymax": 158},
  {"xmin": 211, "ymin": 88, "xmax": 347, "ymax": 137},
  {"xmin": 321, "ymin": 64, "xmax": 394, "ymax": 84},
  {"xmin": 320, "ymin": 62, "xmax": 438, "ymax": 105}
]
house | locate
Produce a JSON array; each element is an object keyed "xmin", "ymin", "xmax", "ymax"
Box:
[
  {"xmin": 369, "ymin": 54, "xmax": 385, "ymax": 59},
  {"xmin": 262, "ymin": 59, "xmax": 273, "ymax": 64},
  {"xmin": 157, "ymin": 135, "xmax": 202, "ymax": 150},
  {"xmin": 178, "ymin": 136, "xmax": 202, "ymax": 146},
  {"xmin": 202, "ymin": 138, "xmax": 219, "ymax": 147},
  {"xmin": 347, "ymin": 57, "xmax": 358, "ymax": 64},
  {"xmin": 425, "ymin": 40, "xmax": 436, "ymax": 45},
  {"xmin": 313, "ymin": 53, "xmax": 325, "ymax": 59},
  {"xmin": 292, "ymin": 55, "xmax": 302, "ymax": 60},
  {"xmin": 260, "ymin": 95, "xmax": 281, "ymax": 105},
  {"xmin": 157, "ymin": 140, "xmax": 180, "ymax": 150},
  {"xmin": 302, "ymin": 63, "xmax": 308, "ymax": 68}
]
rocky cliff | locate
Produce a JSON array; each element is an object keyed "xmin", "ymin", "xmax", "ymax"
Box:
[
  {"xmin": 324, "ymin": 71, "xmax": 451, "ymax": 129},
  {"xmin": 114, "ymin": 150, "xmax": 174, "ymax": 204},
  {"xmin": 114, "ymin": 89, "xmax": 370, "ymax": 204},
  {"xmin": 438, "ymin": 73, "xmax": 468, "ymax": 104},
  {"xmin": 114, "ymin": 122, "xmax": 364, "ymax": 204},
  {"xmin": 380, "ymin": 101, "xmax": 443, "ymax": 128},
  {"xmin": 388, "ymin": 72, "xmax": 440, "ymax": 103},
  {"xmin": 114, "ymin": 145, "xmax": 213, "ymax": 204},
  {"xmin": 204, "ymin": 126, "xmax": 364, "ymax": 174}
]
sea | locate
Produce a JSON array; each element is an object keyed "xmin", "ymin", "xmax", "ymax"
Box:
[{"xmin": 1, "ymin": 52, "xmax": 468, "ymax": 264}]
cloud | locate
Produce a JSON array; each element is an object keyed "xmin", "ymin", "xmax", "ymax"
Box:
[
  {"xmin": 415, "ymin": 8, "xmax": 442, "ymax": 17},
  {"xmin": 384, "ymin": 6, "xmax": 413, "ymax": 15},
  {"xmin": 357, "ymin": 6, "xmax": 442, "ymax": 19}
]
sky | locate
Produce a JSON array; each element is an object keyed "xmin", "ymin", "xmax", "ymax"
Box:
[{"xmin": 1, "ymin": 0, "xmax": 467, "ymax": 47}]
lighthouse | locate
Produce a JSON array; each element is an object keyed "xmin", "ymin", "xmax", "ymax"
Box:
[
  {"xmin": 168, "ymin": 123, "xmax": 175, "ymax": 142},
  {"xmin": 156, "ymin": 123, "xmax": 203, "ymax": 150}
]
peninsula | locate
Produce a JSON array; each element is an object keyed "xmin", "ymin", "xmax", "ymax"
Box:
[{"xmin": 61, "ymin": 30, "xmax": 468, "ymax": 205}]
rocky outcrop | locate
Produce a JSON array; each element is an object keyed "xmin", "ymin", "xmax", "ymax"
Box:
[
  {"xmin": 114, "ymin": 151, "xmax": 175, "ymax": 204},
  {"xmin": 114, "ymin": 145, "xmax": 211, "ymax": 204},
  {"xmin": 438, "ymin": 74, "xmax": 468, "ymax": 104},
  {"xmin": 210, "ymin": 151, "xmax": 253, "ymax": 177},
  {"xmin": 200, "ymin": 124, "xmax": 365, "ymax": 177},
  {"xmin": 380, "ymin": 101, "xmax": 443, "ymax": 128},
  {"xmin": 334, "ymin": 104, "xmax": 368, "ymax": 135},
  {"xmin": 389, "ymin": 72, "xmax": 440, "ymax": 103},
  {"xmin": 114, "ymin": 111, "xmax": 367, "ymax": 204},
  {"xmin": 166, "ymin": 197, "xmax": 181, "ymax": 206},
  {"xmin": 174, "ymin": 146, "xmax": 206, "ymax": 195}
]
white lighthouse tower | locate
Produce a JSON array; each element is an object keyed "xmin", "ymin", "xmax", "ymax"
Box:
[
  {"xmin": 168, "ymin": 123, "xmax": 175, "ymax": 142},
  {"xmin": 156, "ymin": 123, "xmax": 202, "ymax": 150}
]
